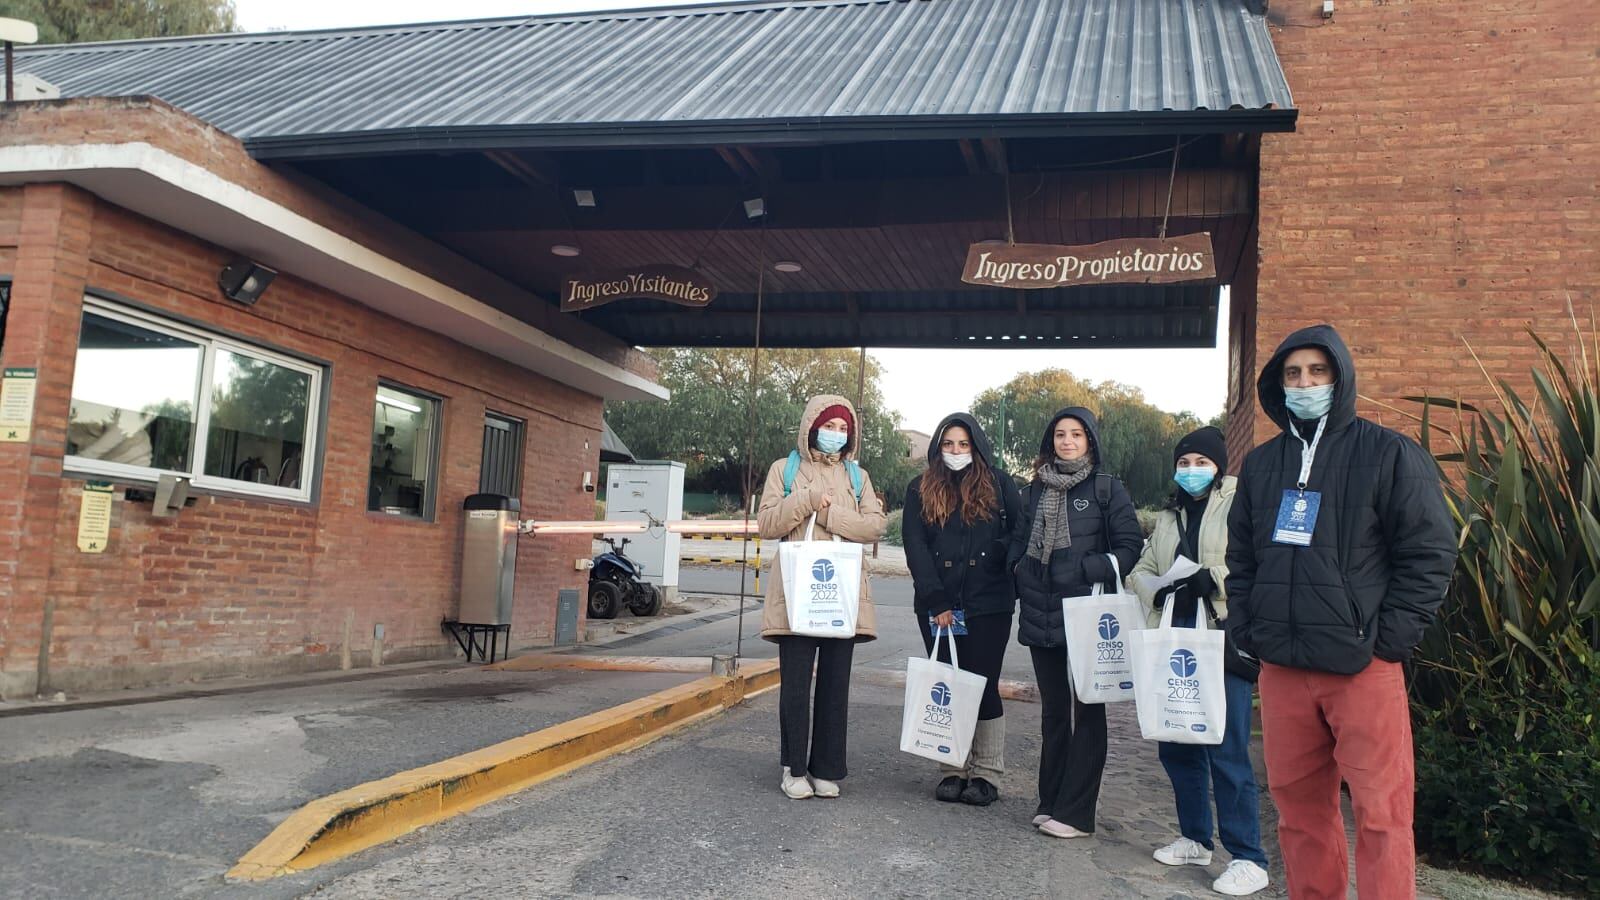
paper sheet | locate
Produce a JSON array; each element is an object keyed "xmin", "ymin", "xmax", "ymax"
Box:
[{"xmin": 1132, "ymin": 554, "xmax": 1203, "ymax": 598}]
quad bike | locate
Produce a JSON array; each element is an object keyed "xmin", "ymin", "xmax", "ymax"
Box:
[{"xmin": 588, "ymin": 536, "xmax": 663, "ymax": 619}]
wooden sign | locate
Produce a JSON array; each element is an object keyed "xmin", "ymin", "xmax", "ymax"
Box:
[
  {"xmin": 961, "ymin": 233, "xmax": 1215, "ymax": 290},
  {"xmin": 561, "ymin": 264, "xmax": 716, "ymax": 313}
]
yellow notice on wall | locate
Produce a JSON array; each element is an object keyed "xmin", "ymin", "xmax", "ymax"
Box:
[
  {"xmin": 77, "ymin": 482, "xmax": 114, "ymax": 553},
  {"xmin": 0, "ymin": 367, "xmax": 38, "ymax": 443}
]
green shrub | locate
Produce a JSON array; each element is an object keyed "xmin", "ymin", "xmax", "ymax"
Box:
[
  {"xmin": 883, "ymin": 508, "xmax": 904, "ymax": 547},
  {"xmin": 1414, "ymin": 663, "xmax": 1600, "ymax": 894},
  {"xmin": 1405, "ymin": 327, "xmax": 1600, "ymax": 893}
]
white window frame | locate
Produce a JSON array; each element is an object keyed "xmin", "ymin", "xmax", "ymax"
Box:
[{"xmin": 66, "ymin": 298, "xmax": 323, "ymax": 503}]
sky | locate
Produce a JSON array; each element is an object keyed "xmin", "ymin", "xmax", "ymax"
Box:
[{"xmin": 232, "ymin": 0, "xmax": 1232, "ymax": 428}]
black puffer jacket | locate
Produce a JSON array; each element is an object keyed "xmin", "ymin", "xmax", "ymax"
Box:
[
  {"xmin": 1007, "ymin": 407, "xmax": 1144, "ymax": 648},
  {"xmin": 1224, "ymin": 325, "xmax": 1457, "ymax": 675},
  {"xmin": 903, "ymin": 414, "xmax": 1024, "ymax": 619}
]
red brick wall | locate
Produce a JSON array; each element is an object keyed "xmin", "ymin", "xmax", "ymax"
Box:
[
  {"xmin": 1251, "ymin": 1, "xmax": 1600, "ymax": 445},
  {"xmin": 0, "ymin": 187, "xmax": 603, "ymax": 695}
]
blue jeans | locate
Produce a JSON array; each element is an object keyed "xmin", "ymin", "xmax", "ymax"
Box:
[{"xmin": 1158, "ymin": 670, "xmax": 1269, "ymax": 865}]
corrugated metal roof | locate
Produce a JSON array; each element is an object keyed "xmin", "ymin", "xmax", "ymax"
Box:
[{"xmin": 14, "ymin": 0, "xmax": 1293, "ymax": 156}]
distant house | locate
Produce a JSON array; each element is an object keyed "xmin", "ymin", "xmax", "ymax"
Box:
[{"xmin": 899, "ymin": 429, "xmax": 932, "ymax": 465}]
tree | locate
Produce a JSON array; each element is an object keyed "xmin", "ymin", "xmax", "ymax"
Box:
[
  {"xmin": 971, "ymin": 369, "xmax": 1205, "ymax": 508},
  {"xmin": 607, "ymin": 348, "xmax": 919, "ymax": 511},
  {"xmin": 0, "ymin": 0, "xmax": 238, "ymax": 44}
]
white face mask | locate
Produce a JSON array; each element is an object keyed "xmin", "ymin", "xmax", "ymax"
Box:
[{"xmin": 942, "ymin": 452, "xmax": 973, "ymax": 471}]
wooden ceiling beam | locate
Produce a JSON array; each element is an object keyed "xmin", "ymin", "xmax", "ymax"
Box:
[
  {"xmin": 714, "ymin": 146, "xmax": 757, "ymax": 184},
  {"xmin": 979, "ymin": 138, "xmax": 1008, "ymax": 174},
  {"xmin": 484, "ymin": 149, "xmax": 557, "ymax": 188},
  {"xmin": 956, "ymin": 139, "xmax": 984, "ymax": 175}
]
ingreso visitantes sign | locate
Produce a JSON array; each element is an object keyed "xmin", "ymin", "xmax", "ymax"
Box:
[
  {"xmin": 562, "ymin": 264, "xmax": 716, "ymax": 312},
  {"xmin": 961, "ymin": 233, "xmax": 1215, "ymax": 289}
]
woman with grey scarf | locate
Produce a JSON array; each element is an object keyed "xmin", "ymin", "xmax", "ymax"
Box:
[{"xmin": 1007, "ymin": 406, "xmax": 1144, "ymax": 839}]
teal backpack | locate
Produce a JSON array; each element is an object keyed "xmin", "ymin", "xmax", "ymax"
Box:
[{"xmin": 781, "ymin": 449, "xmax": 864, "ymax": 503}]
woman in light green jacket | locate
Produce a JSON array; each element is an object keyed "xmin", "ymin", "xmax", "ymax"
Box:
[{"xmin": 1126, "ymin": 426, "xmax": 1270, "ymax": 897}]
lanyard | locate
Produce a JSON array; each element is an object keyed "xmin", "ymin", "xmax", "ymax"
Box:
[{"xmin": 1292, "ymin": 415, "xmax": 1328, "ymax": 490}]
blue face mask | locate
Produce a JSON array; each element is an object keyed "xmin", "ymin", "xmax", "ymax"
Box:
[
  {"xmin": 1284, "ymin": 383, "xmax": 1335, "ymax": 420},
  {"xmin": 815, "ymin": 429, "xmax": 848, "ymax": 454},
  {"xmin": 1174, "ymin": 466, "xmax": 1216, "ymax": 497}
]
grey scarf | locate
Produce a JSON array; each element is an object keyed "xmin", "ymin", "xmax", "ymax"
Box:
[{"xmin": 1026, "ymin": 457, "xmax": 1094, "ymax": 564}]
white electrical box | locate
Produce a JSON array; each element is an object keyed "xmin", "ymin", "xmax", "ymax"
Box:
[{"xmin": 603, "ymin": 461, "xmax": 684, "ymax": 590}]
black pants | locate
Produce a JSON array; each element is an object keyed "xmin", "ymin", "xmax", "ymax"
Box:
[
  {"xmin": 776, "ymin": 635, "xmax": 855, "ymax": 780},
  {"xmin": 917, "ymin": 611, "xmax": 1013, "ymax": 720},
  {"xmin": 1030, "ymin": 645, "xmax": 1108, "ymax": 832}
]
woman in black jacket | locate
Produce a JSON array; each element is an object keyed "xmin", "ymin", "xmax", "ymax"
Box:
[
  {"xmin": 1008, "ymin": 406, "xmax": 1144, "ymax": 839},
  {"xmin": 903, "ymin": 413, "xmax": 1023, "ymax": 807}
]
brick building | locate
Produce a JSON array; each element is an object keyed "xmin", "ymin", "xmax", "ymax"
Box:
[
  {"xmin": 2, "ymin": 0, "xmax": 1593, "ymax": 697},
  {"xmin": 1230, "ymin": 0, "xmax": 1599, "ymax": 464},
  {"xmin": 0, "ymin": 100, "xmax": 664, "ymax": 696}
]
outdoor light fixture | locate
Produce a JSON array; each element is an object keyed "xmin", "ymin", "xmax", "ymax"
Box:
[
  {"xmin": 217, "ymin": 258, "xmax": 276, "ymax": 305},
  {"xmin": 573, "ymin": 189, "xmax": 596, "ymax": 207},
  {"xmin": 1, "ymin": 17, "xmax": 40, "ymax": 103},
  {"xmin": 773, "ymin": 260, "xmax": 803, "ymax": 273},
  {"xmin": 1321, "ymin": 0, "xmax": 1334, "ymax": 16},
  {"xmin": 551, "ymin": 244, "xmax": 581, "ymax": 257},
  {"xmin": 743, "ymin": 197, "xmax": 766, "ymax": 219}
]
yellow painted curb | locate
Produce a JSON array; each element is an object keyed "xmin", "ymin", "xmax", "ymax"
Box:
[
  {"xmin": 485, "ymin": 653, "xmax": 724, "ymax": 674},
  {"xmin": 226, "ymin": 658, "xmax": 781, "ymax": 881}
]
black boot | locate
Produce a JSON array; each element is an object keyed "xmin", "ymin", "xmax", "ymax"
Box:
[
  {"xmin": 960, "ymin": 777, "xmax": 999, "ymax": 807},
  {"xmin": 935, "ymin": 775, "xmax": 966, "ymax": 802}
]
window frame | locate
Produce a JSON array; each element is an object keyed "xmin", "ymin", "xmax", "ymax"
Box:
[
  {"xmin": 368, "ymin": 380, "xmax": 444, "ymax": 522},
  {"xmin": 65, "ymin": 298, "xmax": 324, "ymax": 503},
  {"xmin": 479, "ymin": 410, "xmax": 526, "ymax": 498}
]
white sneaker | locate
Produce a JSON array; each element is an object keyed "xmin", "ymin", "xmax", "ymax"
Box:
[
  {"xmin": 1031, "ymin": 814, "xmax": 1052, "ymax": 827},
  {"xmin": 1213, "ymin": 859, "xmax": 1270, "ymax": 896},
  {"xmin": 1153, "ymin": 837, "xmax": 1214, "ymax": 867},
  {"xmin": 808, "ymin": 775, "xmax": 840, "ymax": 798},
  {"xmin": 781, "ymin": 767, "xmax": 814, "ymax": 799}
]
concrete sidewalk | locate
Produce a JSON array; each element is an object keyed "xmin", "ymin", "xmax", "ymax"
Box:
[{"xmin": 0, "ymin": 663, "xmax": 701, "ymax": 899}]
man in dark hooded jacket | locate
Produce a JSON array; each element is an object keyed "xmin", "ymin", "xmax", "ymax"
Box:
[{"xmin": 1225, "ymin": 324, "xmax": 1456, "ymax": 900}]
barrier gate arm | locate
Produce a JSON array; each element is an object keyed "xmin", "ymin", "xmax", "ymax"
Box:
[{"xmin": 516, "ymin": 519, "xmax": 759, "ymax": 536}]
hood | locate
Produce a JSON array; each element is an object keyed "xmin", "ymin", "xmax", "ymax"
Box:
[
  {"xmin": 1038, "ymin": 405, "xmax": 1102, "ymax": 468},
  {"xmin": 798, "ymin": 393, "xmax": 860, "ymax": 461},
  {"xmin": 927, "ymin": 412, "xmax": 997, "ymax": 467},
  {"xmin": 1257, "ymin": 324, "xmax": 1358, "ymax": 434}
]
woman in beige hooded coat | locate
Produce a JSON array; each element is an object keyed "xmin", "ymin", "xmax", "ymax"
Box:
[{"xmin": 758, "ymin": 394, "xmax": 886, "ymax": 800}]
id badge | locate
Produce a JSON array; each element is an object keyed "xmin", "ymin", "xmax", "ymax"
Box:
[
  {"xmin": 929, "ymin": 609, "xmax": 969, "ymax": 636},
  {"xmin": 1272, "ymin": 489, "xmax": 1321, "ymax": 546}
]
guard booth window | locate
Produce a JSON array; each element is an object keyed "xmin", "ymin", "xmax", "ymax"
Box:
[{"xmin": 480, "ymin": 412, "xmax": 523, "ymax": 498}]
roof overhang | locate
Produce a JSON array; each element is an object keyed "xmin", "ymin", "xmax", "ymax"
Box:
[
  {"xmin": 244, "ymin": 109, "xmax": 1297, "ymax": 161},
  {"xmin": 0, "ymin": 141, "xmax": 667, "ymax": 403}
]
